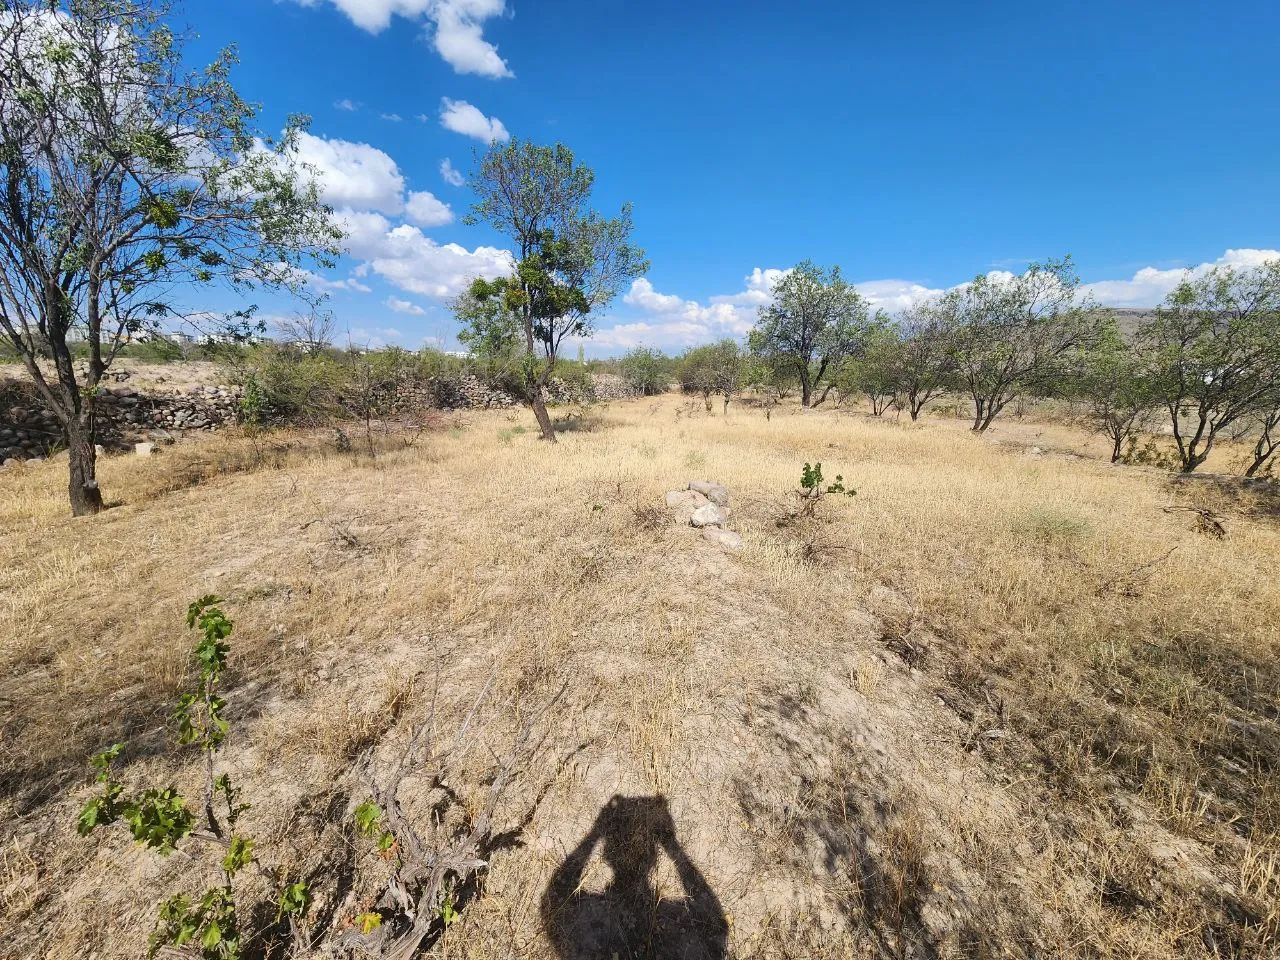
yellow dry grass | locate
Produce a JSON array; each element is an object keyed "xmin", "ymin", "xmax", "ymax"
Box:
[{"xmin": 1, "ymin": 396, "xmax": 1277, "ymax": 959}]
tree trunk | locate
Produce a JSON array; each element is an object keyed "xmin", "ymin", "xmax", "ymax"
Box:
[
  {"xmin": 530, "ymin": 390, "xmax": 556, "ymax": 442},
  {"xmin": 971, "ymin": 396, "xmax": 986, "ymax": 432},
  {"xmin": 66, "ymin": 417, "xmax": 104, "ymax": 516},
  {"xmin": 1111, "ymin": 432, "xmax": 1123, "ymax": 464},
  {"xmin": 799, "ymin": 366, "xmax": 813, "ymax": 407}
]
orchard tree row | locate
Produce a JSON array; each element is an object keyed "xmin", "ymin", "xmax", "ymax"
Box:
[{"xmin": 609, "ymin": 258, "xmax": 1280, "ymax": 477}]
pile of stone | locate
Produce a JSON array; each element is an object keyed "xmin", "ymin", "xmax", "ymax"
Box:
[
  {"xmin": 91, "ymin": 383, "xmax": 240, "ymax": 435},
  {"xmin": 0, "ymin": 378, "xmax": 242, "ymax": 465},
  {"xmin": 0, "ymin": 403, "xmax": 61, "ymax": 462},
  {"xmin": 586, "ymin": 373, "xmax": 637, "ymax": 402},
  {"xmin": 664, "ymin": 480, "xmax": 743, "ymax": 551}
]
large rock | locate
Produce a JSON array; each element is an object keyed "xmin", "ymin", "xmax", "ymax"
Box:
[
  {"xmin": 688, "ymin": 480, "xmax": 730, "ymax": 506},
  {"xmin": 703, "ymin": 527, "xmax": 743, "ymax": 551},
  {"xmin": 690, "ymin": 503, "xmax": 727, "ymax": 528}
]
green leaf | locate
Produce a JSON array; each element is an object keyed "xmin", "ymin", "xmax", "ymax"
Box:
[
  {"xmin": 353, "ymin": 801, "xmax": 382, "ymax": 835},
  {"xmin": 278, "ymin": 881, "xmax": 311, "ymax": 918}
]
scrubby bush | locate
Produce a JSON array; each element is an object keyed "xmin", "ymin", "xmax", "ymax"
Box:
[
  {"xmin": 618, "ymin": 347, "xmax": 672, "ymax": 396},
  {"xmin": 232, "ymin": 344, "xmax": 350, "ymax": 428}
]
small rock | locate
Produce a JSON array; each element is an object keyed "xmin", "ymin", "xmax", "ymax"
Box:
[
  {"xmin": 690, "ymin": 503, "xmax": 727, "ymax": 528},
  {"xmin": 134, "ymin": 442, "xmax": 155, "ymax": 457},
  {"xmin": 702, "ymin": 527, "xmax": 743, "ymax": 551}
]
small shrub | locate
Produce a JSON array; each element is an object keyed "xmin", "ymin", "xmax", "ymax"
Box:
[{"xmin": 77, "ymin": 598, "xmax": 311, "ymax": 960}]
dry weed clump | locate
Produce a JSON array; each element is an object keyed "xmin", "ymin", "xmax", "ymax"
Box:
[{"xmin": 0, "ymin": 395, "xmax": 1277, "ymax": 958}]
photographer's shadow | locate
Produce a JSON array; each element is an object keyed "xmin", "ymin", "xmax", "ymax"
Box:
[{"xmin": 541, "ymin": 794, "xmax": 728, "ymax": 960}]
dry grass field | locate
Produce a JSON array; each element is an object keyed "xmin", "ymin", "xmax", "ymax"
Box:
[{"xmin": 1, "ymin": 396, "xmax": 1277, "ymax": 958}]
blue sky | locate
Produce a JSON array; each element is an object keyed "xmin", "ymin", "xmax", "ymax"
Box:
[{"xmin": 184, "ymin": 0, "xmax": 1280, "ymax": 354}]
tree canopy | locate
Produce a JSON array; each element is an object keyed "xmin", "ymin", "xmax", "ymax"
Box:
[{"xmin": 0, "ymin": 0, "xmax": 340, "ymax": 513}]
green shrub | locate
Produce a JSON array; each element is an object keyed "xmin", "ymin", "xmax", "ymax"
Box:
[
  {"xmin": 78, "ymin": 598, "xmax": 311, "ymax": 960},
  {"xmin": 617, "ymin": 347, "xmax": 672, "ymax": 396}
]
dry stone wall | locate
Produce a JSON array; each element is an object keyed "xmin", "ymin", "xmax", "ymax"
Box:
[{"xmin": 0, "ymin": 368, "xmax": 636, "ymax": 466}]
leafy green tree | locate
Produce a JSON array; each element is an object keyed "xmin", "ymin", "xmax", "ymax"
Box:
[
  {"xmin": 748, "ymin": 261, "xmax": 871, "ymax": 407},
  {"xmin": 617, "ymin": 346, "xmax": 671, "ymax": 396},
  {"xmin": 894, "ymin": 301, "xmax": 956, "ymax": 420},
  {"xmin": 462, "ymin": 140, "xmax": 648, "ymax": 441},
  {"xmin": 833, "ymin": 319, "xmax": 900, "ymax": 414},
  {"xmin": 936, "ymin": 257, "xmax": 1105, "ymax": 432},
  {"xmin": 0, "ymin": 0, "xmax": 340, "ymax": 514},
  {"xmin": 1079, "ymin": 321, "xmax": 1161, "ymax": 463},
  {"xmin": 678, "ymin": 339, "xmax": 743, "ymax": 411},
  {"xmin": 1138, "ymin": 260, "xmax": 1280, "ymax": 472}
]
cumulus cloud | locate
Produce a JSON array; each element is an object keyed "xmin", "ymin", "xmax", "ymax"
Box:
[
  {"xmin": 1082, "ymin": 248, "xmax": 1280, "ymax": 307},
  {"xmin": 292, "ymin": 0, "xmax": 513, "ymax": 78},
  {"xmin": 289, "ymin": 131, "xmax": 406, "ymax": 216},
  {"xmin": 600, "ymin": 272, "xmax": 786, "ymax": 349},
  {"xmin": 380, "ymin": 112, "xmax": 403, "ymax": 122},
  {"xmin": 334, "ymin": 97, "xmax": 359, "ymax": 111},
  {"xmin": 440, "ymin": 157, "xmax": 465, "ymax": 186},
  {"xmin": 439, "ymin": 97, "xmax": 509, "ymax": 142},
  {"xmin": 854, "ymin": 279, "xmax": 945, "ymax": 314},
  {"xmin": 405, "ymin": 190, "xmax": 454, "ymax": 227},
  {"xmin": 331, "ymin": 207, "xmax": 512, "ymax": 299},
  {"xmin": 385, "ymin": 296, "xmax": 426, "ymax": 315},
  {"xmin": 369, "ymin": 225, "xmax": 513, "ymax": 297}
]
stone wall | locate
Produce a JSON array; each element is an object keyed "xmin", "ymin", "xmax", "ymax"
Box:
[
  {"xmin": 0, "ymin": 375, "xmax": 241, "ymax": 465},
  {"xmin": 0, "ymin": 368, "xmax": 636, "ymax": 466}
]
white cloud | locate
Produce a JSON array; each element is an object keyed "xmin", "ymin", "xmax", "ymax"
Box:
[
  {"xmin": 855, "ymin": 279, "xmax": 945, "ymax": 314},
  {"xmin": 440, "ymin": 157, "xmax": 465, "ymax": 187},
  {"xmin": 439, "ymin": 97, "xmax": 509, "ymax": 142},
  {"xmin": 385, "ymin": 296, "xmax": 426, "ymax": 316},
  {"xmin": 623, "ymin": 278, "xmax": 685, "ymax": 313},
  {"xmin": 603, "ymin": 271, "xmax": 786, "ymax": 349},
  {"xmin": 405, "ymin": 190, "xmax": 454, "ymax": 227},
  {"xmin": 370, "ymin": 224, "xmax": 513, "ymax": 297},
  {"xmin": 331, "ymin": 207, "xmax": 511, "ymax": 299},
  {"xmin": 430, "ymin": 0, "xmax": 513, "ymax": 79},
  {"xmin": 292, "ymin": 0, "xmax": 513, "ymax": 78},
  {"xmin": 1082, "ymin": 248, "xmax": 1280, "ymax": 307},
  {"xmin": 380, "ymin": 112, "xmax": 403, "ymax": 122},
  {"xmin": 334, "ymin": 97, "xmax": 359, "ymax": 111},
  {"xmin": 264, "ymin": 263, "xmax": 372, "ymax": 295},
  {"xmin": 289, "ymin": 132, "xmax": 406, "ymax": 216}
]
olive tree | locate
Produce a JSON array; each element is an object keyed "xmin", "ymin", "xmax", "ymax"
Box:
[
  {"xmin": 0, "ymin": 0, "xmax": 339, "ymax": 514},
  {"xmin": 462, "ymin": 140, "xmax": 648, "ymax": 442},
  {"xmin": 748, "ymin": 261, "xmax": 870, "ymax": 407},
  {"xmin": 1138, "ymin": 260, "xmax": 1280, "ymax": 472},
  {"xmin": 937, "ymin": 257, "xmax": 1105, "ymax": 433}
]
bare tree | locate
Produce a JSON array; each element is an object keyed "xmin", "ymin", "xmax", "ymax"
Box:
[
  {"xmin": 0, "ymin": 0, "xmax": 339, "ymax": 514},
  {"xmin": 275, "ymin": 303, "xmax": 336, "ymax": 355}
]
